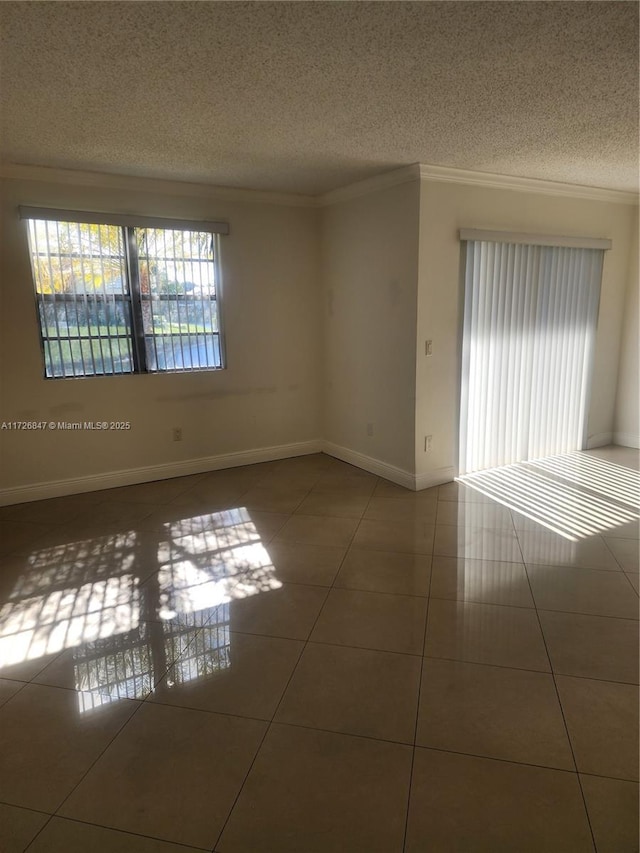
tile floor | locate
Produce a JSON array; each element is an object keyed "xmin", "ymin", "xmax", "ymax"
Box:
[{"xmin": 0, "ymin": 446, "xmax": 637, "ymax": 852}]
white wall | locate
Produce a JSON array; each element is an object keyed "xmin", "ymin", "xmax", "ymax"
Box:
[
  {"xmin": 0, "ymin": 173, "xmax": 322, "ymax": 496},
  {"xmin": 614, "ymin": 207, "xmax": 639, "ymax": 448},
  {"xmin": 415, "ymin": 179, "xmax": 637, "ymax": 483},
  {"xmin": 321, "ymin": 179, "xmax": 420, "ymax": 476},
  {"xmin": 1, "ymin": 166, "xmax": 635, "ymax": 499}
]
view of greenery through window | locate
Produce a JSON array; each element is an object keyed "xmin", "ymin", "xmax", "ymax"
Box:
[{"xmin": 27, "ymin": 219, "xmax": 222, "ymax": 377}]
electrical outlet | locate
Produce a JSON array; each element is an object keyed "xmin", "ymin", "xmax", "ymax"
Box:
[
  {"xmin": 425, "ymin": 340, "xmax": 433, "ymax": 357},
  {"xmin": 366, "ymin": 423, "xmax": 374, "ymax": 437},
  {"xmin": 424, "ymin": 434, "xmax": 432, "ymax": 452},
  {"xmin": 172, "ymin": 427, "xmax": 183, "ymax": 442}
]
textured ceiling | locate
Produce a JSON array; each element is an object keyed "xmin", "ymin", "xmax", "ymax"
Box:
[{"xmin": 0, "ymin": 1, "xmax": 638, "ymax": 195}]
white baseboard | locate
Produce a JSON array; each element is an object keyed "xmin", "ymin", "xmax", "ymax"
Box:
[
  {"xmin": 1, "ymin": 437, "xmax": 459, "ymax": 505},
  {"xmin": 586, "ymin": 432, "xmax": 613, "ymax": 449},
  {"xmin": 321, "ymin": 441, "xmax": 416, "ymax": 490},
  {"xmin": 0, "ymin": 440, "xmax": 322, "ymax": 506},
  {"xmin": 321, "ymin": 442, "xmax": 454, "ymax": 491},
  {"xmin": 613, "ymin": 432, "xmax": 640, "ymax": 449},
  {"xmin": 415, "ymin": 466, "xmax": 456, "ymax": 491}
]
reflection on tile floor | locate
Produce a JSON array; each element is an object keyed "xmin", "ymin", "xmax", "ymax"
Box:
[{"xmin": 0, "ymin": 448, "xmax": 637, "ymax": 852}]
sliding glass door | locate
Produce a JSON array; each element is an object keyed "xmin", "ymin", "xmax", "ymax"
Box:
[{"xmin": 458, "ymin": 238, "xmax": 604, "ymax": 475}]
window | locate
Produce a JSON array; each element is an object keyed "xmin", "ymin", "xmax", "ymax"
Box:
[{"xmin": 21, "ymin": 207, "xmax": 228, "ymax": 378}]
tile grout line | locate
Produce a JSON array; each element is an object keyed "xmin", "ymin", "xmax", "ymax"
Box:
[
  {"xmin": 14, "ymin": 639, "xmax": 637, "ymax": 698},
  {"xmin": 4, "ymin": 595, "xmax": 637, "ymax": 704},
  {"xmin": 14, "ymin": 642, "xmax": 639, "ymax": 702},
  {"xmin": 401, "ymin": 493, "xmax": 436, "ymax": 853},
  {"xmin": 0, "ymin": 677, "xmax": 30, "ymax": 711},
  {"xmin": 515, "ymin": 515, "xmax": 599, "ymax": 853},
  {"xmin": 22, "ymin": 611, "xmax": 217, "ymax": 852},
  {"xmin": 201, "ymin": 456, "xmax": 352, "ymax": 850},
  {"xmin": 22, "ymin": 696, "xmax": 147, "ymax": 851},
  {"xmin": 27, "ymin": 811, "xmax": 211, "ymax": 852},
  {"xmin": 210, "ymin": 468, "xmax": 379, "ymax": 852},
  {"xmin": 600, "ymin": 532, "xmax": 638, "ymax": 578},
  {"xmin": 150, "ymin": 564, "xmax": 639, "ymax": 619},
  {"xmin": 3, "ymin": 455, "xmax": 637, "ymax": 850},
  {"xmin": 232, "ymin": 460, "xmax": 326, "ymax": 516}
]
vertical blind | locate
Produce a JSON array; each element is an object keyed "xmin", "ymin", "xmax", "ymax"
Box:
[{"xmin": 459, "ymin": 239, "xmax": 605, "ymax": 475}]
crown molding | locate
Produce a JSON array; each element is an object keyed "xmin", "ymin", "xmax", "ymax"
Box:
[
  {"xmin": 418, "ymin": 164, "xmax": 639, "ymax": 205},
  {"xmin": 0, "ymin": 163, "xmax": 318, "ymax": 208},
  {"xmin": 318, "ymin": 164, "xmax": 420, "ymax": 207},
  {"xmin": 2, "ymin": 161, "xmax": 636, "ymax": 209}
]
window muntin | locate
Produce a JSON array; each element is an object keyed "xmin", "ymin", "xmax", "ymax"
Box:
[
  {"xmin": 137, "ymin": 228, "xmax": 221, "ymax": 372},
  {"xmin": 25, "ymin": 218, "xmax": 224, "ymax": 378}
]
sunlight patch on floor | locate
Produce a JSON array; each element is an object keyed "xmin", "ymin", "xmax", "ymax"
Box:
[{"xmin": 457, "ymin": 452, "xmax": 639, "ymax": 542}]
